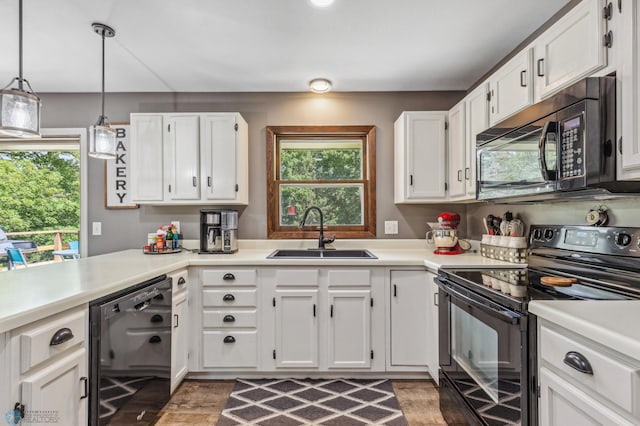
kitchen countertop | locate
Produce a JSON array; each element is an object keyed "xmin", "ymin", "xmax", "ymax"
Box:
[
  {"xmin": 0, "ymin": 240, "xmax": 518, "ymax": 333},
  {"xmin": 529, "ymin": 300, "xmax": 640, "ymax": 361}
]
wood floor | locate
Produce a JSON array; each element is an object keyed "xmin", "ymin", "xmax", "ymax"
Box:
[{"xmin": 157, "ymin": 379, "xmax": 447, "ymax": 425}]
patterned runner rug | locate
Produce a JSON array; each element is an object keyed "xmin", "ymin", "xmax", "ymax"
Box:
[{"xmin": 216, "ymin": 378, "xmax": 409, "ymax": 426}]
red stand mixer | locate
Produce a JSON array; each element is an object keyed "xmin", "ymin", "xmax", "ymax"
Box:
[{"xmin": 427, "ymin": 212, "xmax": 465, "ymax": 255}]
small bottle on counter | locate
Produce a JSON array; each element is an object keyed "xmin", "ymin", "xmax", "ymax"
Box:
[
  {"xmin": 166, "ymin": 226, "xmax": 174, "ymax": 251},
  {"xmin": 157, "ymin": 234, "xmax": 165, "ymax": 252},
  {"xmin": 143, "ymin": 245, "xmax": 151, "ymax": 253}
]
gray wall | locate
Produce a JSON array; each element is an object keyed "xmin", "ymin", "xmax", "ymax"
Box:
[
  {"xmin": 39, "ymin": 91, "xmax": 466, "ymax": 255},
  {"xmin": 466, "ymin": 198, "xmax": 640, "ymax": 240}
]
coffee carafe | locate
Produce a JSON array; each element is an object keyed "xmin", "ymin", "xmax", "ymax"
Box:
[{"xmin": 200, "ymin": 209, "xmax": 238, "ymax": 253}]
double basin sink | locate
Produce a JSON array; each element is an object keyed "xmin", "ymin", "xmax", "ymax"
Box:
[{"xmin": 267, "ymin": 249, "xmax": 377, "ymax": 259}]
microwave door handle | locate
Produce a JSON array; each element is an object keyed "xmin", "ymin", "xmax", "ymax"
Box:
[{"xmin": 538, "ymin": 121, "xmax": 558, "ymax": 181}]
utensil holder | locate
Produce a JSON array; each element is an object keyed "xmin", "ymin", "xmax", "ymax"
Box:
[{"xmin": 480, "ymin": 235, "xmax": 528, "ymax": 264}]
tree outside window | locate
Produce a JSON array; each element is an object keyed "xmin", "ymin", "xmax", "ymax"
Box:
[{"xmin": 266, "ymin": 126, "xmax": 376, "ymax": 239}]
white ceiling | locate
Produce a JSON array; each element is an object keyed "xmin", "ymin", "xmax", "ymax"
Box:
[{"xmin": 0, "ymin": 0, "xmax": 571, "ymax": 93}]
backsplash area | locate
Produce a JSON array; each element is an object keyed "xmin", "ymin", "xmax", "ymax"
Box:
[{"xmin": 466, "ymin": 197, "xmax": 640, "ymax": 240}]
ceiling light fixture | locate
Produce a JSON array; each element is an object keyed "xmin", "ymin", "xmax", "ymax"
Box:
[
  {"xmin": 88, "ymin": 23, "xmax": 117, "ymax": 160},
  {"xmin": 0, "ymin": 0, "xmax": 42, "ymax": 138},
  {"xmin": 309, "ymin": 0, "xmax": 335, "ymax": 7},
  {"xmin": 309, "ymin": 78, "xmax": 332, "ymax": 93}
]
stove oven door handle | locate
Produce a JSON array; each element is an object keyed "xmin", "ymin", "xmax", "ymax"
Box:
[{"xmin": 439, "ymin": 281, "xmax": 522, "ymax": 325}]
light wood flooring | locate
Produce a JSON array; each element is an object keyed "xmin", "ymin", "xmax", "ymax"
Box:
[{"xmin": 157, "ymin": 379, "xmax": 447, "ymax": 425}]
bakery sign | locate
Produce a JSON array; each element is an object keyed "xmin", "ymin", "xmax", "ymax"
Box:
[{"xmin": 104, "ymin": 124, "xmax": 139, "ymax": 209}]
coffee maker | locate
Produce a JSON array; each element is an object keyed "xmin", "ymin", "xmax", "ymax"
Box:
[{"xmin": 200, "ymin": 209, "xmax": 238, "ymax": 253}]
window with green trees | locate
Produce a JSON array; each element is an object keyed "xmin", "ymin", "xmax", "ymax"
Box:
[{"xmin": 267, "ymin": 126, "xmax": 376, "ymax": 239}]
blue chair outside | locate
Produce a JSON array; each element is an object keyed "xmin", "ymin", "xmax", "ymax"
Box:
[
  {"xmin": 52, "ymin": 240, "xmax": 79, "ymax": 260},
  {"xmin": 6, "ymin": 248, "xmax": 28, "ymax": 270}
]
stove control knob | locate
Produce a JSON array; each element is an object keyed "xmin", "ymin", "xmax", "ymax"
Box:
[
  {"xmin": 533, "ymin": 229, "xmax": 543, "ymax": 240},
  {"xmin": 543, "ymin": 228, "xmax": 555, "ymax": 240},
  {"xmin": 615, "ymin": 232, "xmax": 632, "ymax": 247}
]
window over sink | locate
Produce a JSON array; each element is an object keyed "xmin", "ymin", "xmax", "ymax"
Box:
[{"xmin": 266, "ymin": 125, "xmax": 376, "ymax": 239}]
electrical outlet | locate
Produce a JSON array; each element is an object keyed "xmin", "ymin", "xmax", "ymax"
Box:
[
  {"xmin": 92, "ymin": 222, "xmax": 102, "ymax": 236},
  {"xmin": 384, "ymin": 220, "xmax": 398, "ymax": 235}
]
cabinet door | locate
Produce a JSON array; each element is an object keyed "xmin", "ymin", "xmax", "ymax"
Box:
[
  {"xmin": 130, "ymin": 114, "xmax": 164, "ymax": 202},
  {"xmin": 447, "ymin": 100, "xmax": 467, "ymax": 200},
  {"xmin": 327, "ymin": 290, "xmax": 371, "ymax": 369},
  {"xmin": 390, "ymin": 270, "xmax": 429, "ymax": 366},
  {"xmin": 618, "ymin": 0, "xmax": 640, "ymax": 178},
  {"xmin": 201, "ymin": 114, "xmax": 239, "ymax": 201},
  {"xmin": 275, "ymin": 289, "xmax": 318, "ymax": 368},
  {"xmin": 171, "ymin": 292, "xmax": 188, "ymax": 394},
  {"xmin": 427, "ymin": 277, "xmax": 439, "ymax": 383},
  {"xmin": 21, "ymin": 348, "xmax": 87, "ymax": 426},
  {"xmin": 535, "ymin": 0, "xmax": 606, "ymax": 100},
  {"xmin": 394, "ymin": 112, "xmax": 447, "ymax": 202},
  {"xmin": 489, "ymin": 48, "xmax": 533, "ymax": 125},
  {"xmin": 539, "ymin": 367, "xmax": 634, "ymax": 425},
  {"xmin": 164, "ymin": 115, "xmax": 200, "ymax": 200},
  {"xmin": 465, "ymin": 83, "xmax": 489, "ymax": 198}
]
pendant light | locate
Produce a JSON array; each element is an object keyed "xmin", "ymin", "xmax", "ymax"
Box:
[
  {"xmin": 88, "ymin": 23, "xmax": 117, "ymax": 159},
  {"xmin": 0, "ymin": 0, "xmax": 42, "ymax": 138}
]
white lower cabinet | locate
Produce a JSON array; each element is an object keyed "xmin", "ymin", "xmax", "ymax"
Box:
[
  {"xmin": 274, "ymin": 289, "xmax": 319, "ymax": 368},
  {"xmin": 427, "ymin": 277, "xmax": 439, "ymax": 382},
  {"xmin": 537, "ymin": 319, "xmax": 640, "ymax": 425},
  {"xmin": 327, "ymin": 290, "xmax": 371, "ymax": 369},
  {"xmin": 539, "ymin": 367, "xmax": 634, "ymax": 426},
  {"xmin": 20, "ymin": 348, "xmax": 87, "ymax": 426},
  {"xmin": 389, "ymin": 270, "xmax": 432, "ymax": 368},
  {"xmin": 170, "ymin": 291, "xmax": 188, "ymax": 393},
  {"xmin": 8, "ymin": 306, "xmax": 88, "ymax": 426}
]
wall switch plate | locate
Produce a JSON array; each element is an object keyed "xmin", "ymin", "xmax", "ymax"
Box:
[
  {"xmin": 384, "ymin": 220, "xmax": 398, "ymax": 235},
  {"xmin": 92, "ymin": 222, "xmax": 102, "ymax": 236}
]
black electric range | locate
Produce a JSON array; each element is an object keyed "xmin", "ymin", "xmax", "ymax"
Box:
[{"xmin": 436, "ymin": 225, "xmax": 640, "ymax": 426}]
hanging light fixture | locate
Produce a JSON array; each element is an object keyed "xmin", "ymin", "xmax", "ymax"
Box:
[
  {"xmin": 88, "ymin": 23, "xmax": 117, "ymax": 159},
  {"xmin": 0, "ymin": 0, "xmax": 42, "ymax": 138}
]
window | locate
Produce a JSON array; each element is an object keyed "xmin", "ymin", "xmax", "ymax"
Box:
[{"xmin": 266, "ymin": 126, "xmax": 376, "ymax": 239}]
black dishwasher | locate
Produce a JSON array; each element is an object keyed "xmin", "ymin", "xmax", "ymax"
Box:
[{"xmin": 89, "ymin": 275, "xmax": 172, "ymax": 425}]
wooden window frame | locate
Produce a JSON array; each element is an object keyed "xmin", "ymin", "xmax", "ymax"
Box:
[{"xmin": 266, "ymin": 125, "xmax": 376, "ymax": 239}]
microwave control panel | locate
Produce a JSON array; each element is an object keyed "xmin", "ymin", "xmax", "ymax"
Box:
[{"xmin": 560, "ymin": 115, "xmax": 584, "ymax": 179}]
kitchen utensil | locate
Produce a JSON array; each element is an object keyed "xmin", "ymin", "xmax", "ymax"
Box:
[
  {"xmin": 482, "ymin": 217, "xmax": 490, "ymax": 234},
  {"xmin": 500, "ymin": 220, "xmax": 509, "ymax": 237},
  {"xmin": 510, "ymin": 219, "xmax": 524, "ymax": 237},
  {"xmin": 540, "ymin": 276, "xmax": 577, "ymax": 287}
]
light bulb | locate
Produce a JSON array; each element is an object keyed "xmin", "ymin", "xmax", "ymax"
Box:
[{"xmin": 89, "ymin": 124, "xmax": 117, "ymax": 159}]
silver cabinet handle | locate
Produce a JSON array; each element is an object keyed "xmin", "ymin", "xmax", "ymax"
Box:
[
  {"xmin": 80, "ymin": 377, "xmax": 88, "ymax": 399},
  {"xmin": 434, "ymin": 292, "xmax": 438, "ymax": 306},
  {"xmin": 537, "ymin": 58, "xmax": 545, "ymax": 77},
  {"xmin": 457, "ymin": 170, "xmax": 462, "ymax": 182},
  {"xmin": 192, "ymin": 176, "xmax": 197, "ymax": 187},
  {"xmin": 174, "ymin": 314, "xmax": 179, "ymax": 328},
  {"xmin": 465, "ymin": 167, "xmax": 470, "ymax": 180},
  {"xmin": 208, "ymin": 176, "xmax": 212, "ymax": 187},
  {"xmin": 520, "ymin": 70, "xmax": 527, "ymax": 87}
]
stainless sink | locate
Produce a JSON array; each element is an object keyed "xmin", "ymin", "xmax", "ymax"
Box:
[{"xmin": 267, "ymin": 249, "xmax": 377, "ymax": 259}]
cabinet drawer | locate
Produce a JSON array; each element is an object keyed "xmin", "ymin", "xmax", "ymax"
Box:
[
  {"xmin": 203, "ymin": 289, "xmax": 257, "ymax": 307},
  {"xmin": 169, "ymin": 269, "xmax": 188, "ymax": 294},
  {"xmin": 202, "ymin": 330, "xmax": 257, "ymax": 368},
  {"xmin": 328, "ymin": 269, "xmax": 370, "ymax": 286},
  {"xmin": 276, "ymin": 269, "xmax": 318, "ymax": 286},
  {"xmin": 202, "ymin": 269, "xmax": 256, "ymax": 286},
  {"xmin": 203, "ymin": 310, "xmax": 257, "ymax": 328},
  {"xmin": 17, "ymin": 307, "xmax": 87, "ymax": 373},
  {"xmin": 540, "ymin": 324, "xmax": 640, "ymax": 414}
]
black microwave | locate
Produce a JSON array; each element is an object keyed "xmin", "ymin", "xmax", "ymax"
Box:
[{"xmin": 476, "ymin": 77, "xmax": 640, "ymax": 202}]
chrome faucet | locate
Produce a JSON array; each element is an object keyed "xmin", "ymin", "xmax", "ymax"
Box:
[{"xmin": 298, "ymin": 206, "xmax": 336, "ymax": 250}]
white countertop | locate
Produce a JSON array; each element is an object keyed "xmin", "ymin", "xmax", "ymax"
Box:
[
  {"xmin": 529, "ymin": 300, "xmax": 640, "ymax": 361},
  {"xmin": 0, "ymin": 240, "xmax": 519, "ymax": 333}
]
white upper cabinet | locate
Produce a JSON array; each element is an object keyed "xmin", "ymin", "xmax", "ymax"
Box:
[
  {"xmin": 165, "ymin": 115, "xmax": 201, "ymax": 201},
  {"xmin": 534, "ymin": 0, "xmax": 607, "ymax": 101},
  {"xmin": 465, "ymin": 83, "xmax": 489, "ymax": 198},
  {"xmin": 130, "ymin": 112, "xmax": 249, "ymax": 205},
  {"xmin": 130, "ymin": 114, "xmax": 164, "ymax": 202},
  {"xmin": 447, "ymin": 100, "xmax": 467, "ymax": 200},
  {"xmin": 394, "ymin": 111, "xmax": 448, "ymax": 203},
  {"xmin": 489, "ymin": 48, "xmax": 534, "ymax": 126},
  {"xmin": 617, "ymin": 0, "xmax": 640, "ymax": 179},
  {"xmin": 200, "ymin": 114, "xmax": 248, "ymax": 203}
]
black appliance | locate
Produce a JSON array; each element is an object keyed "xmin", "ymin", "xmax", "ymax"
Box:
[
  {"xmin": 477, "ymin": 77, "xmax": 640, "ymax": 202},
  {"xmin": 89, "ymin": 275, "xmax": 172, "ymax": 425},
  {"xmin": 437, "ymin": 224, "xmax": 640, "ymax": 426},
  {"xmin": 200, "ymin": 209, "xmax": 239, "ymax": 253}
]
